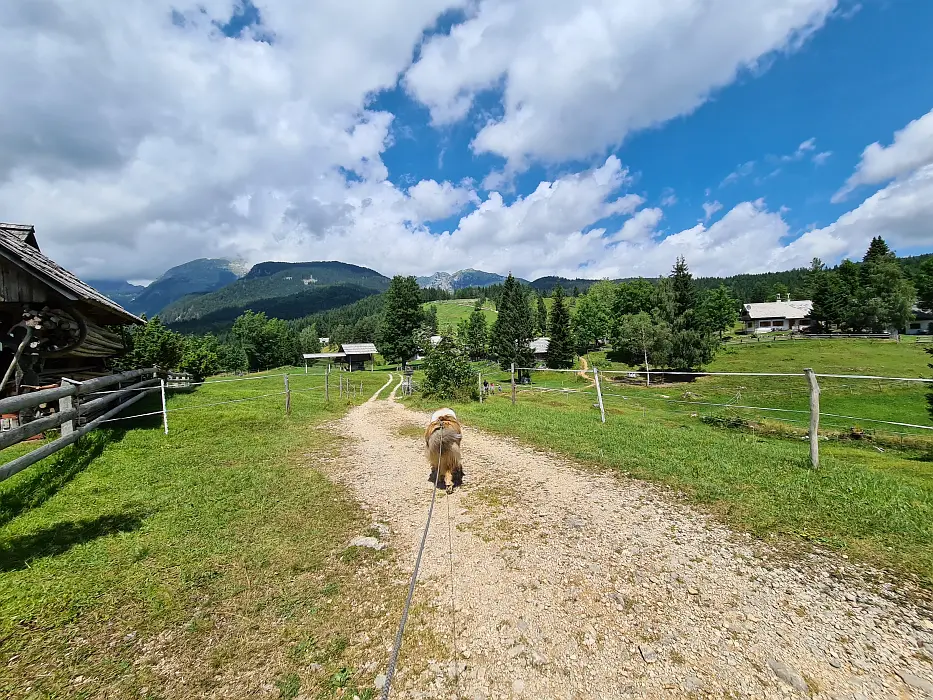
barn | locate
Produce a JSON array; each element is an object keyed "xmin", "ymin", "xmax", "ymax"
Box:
[
  {"xmin": 0, "ymin": 223, "xmax": 143, "ymax": 397},
  {"xmin": 303, "ymin": 342, "xmax": 379, "ymax": 372}
]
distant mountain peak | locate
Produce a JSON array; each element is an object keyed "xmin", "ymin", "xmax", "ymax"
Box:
[{"xmin": 417, "ymin": 268, "xmax": 530, "ymax": 291}]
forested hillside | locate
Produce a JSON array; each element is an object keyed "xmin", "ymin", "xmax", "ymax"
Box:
[{"xmin": 160, "ymin": 261, "xmax": 389, "ymax": 329}]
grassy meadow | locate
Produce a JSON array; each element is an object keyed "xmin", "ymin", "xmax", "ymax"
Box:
[
  {"xmin": 0, "ymin": 368, "xmax": 410, "ymax": 699},
  {"xmin": 422, "ymin": 299, "xmax": 497, "ymax": 334}
]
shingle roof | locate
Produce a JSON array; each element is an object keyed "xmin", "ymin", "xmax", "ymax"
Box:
[
  {"xmin": 0, "ymin": 223, "xmax": 143, "ymax": 325},
  {"xmin": 529, "ymin": 337, "xmax": 550, "ymax": 354},
  {"xmin": 0, "ymin": 222, "xmax": 38, "ymax": 246},
  {"xmin": 341, "ymin": 343, "xmax": 378, "ymax": 355},
  {"xmin": 742, "ymin": 301, "xmax": 813, "ymax": 320}
]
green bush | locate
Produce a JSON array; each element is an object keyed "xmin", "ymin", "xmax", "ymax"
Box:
[{"xmin": 421, "ymin": 336, "xmax": 478, "ymax": 402}]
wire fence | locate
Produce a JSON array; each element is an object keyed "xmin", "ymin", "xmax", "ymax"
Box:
[{"xmin": 473, "ymin": 363, "xmax": 933, "ymax": 462}]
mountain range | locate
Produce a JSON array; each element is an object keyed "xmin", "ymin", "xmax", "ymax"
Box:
[
  {"xmin": 91, "ymin": 262, "xmax": 517, "ymax": 323},
  {"xmin": 159, "ymin": 261, "xmax": 390, "ymax": 333},
  {"xmin": 91, "ymin": 258, "xmax": 249, "ymax": 318},
  {"xmin": 87, "ymin": 253, "xmax": 933, "ymax": 335}
]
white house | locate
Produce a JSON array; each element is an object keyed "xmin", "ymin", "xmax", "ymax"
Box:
[
  {"xmin": 741, "ymin": 299, "xmax": 813, "ymax": 334},
  {"xmin": 906, "ymin": 306, "xmax": 933, "ymax": 335}
]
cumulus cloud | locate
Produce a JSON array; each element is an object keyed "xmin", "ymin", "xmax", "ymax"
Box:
[
  {"xmin": 3, "ymin": 0, "xmax": 926, "ymax": 288},
  {"xmin": 0, "ymin": 0, "xmax": 463, "ymax": 278},
  {"xmin": 405, "ymin": 0, "xmax": 837, "ymax": 168},
  {"xmin": 832, "ymin": 107, "xmax": 933, "ymax": 202}
]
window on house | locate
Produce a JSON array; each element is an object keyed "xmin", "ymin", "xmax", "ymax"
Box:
[
  {"xmin": 759, "ymin": 320, "xmax": 771, "ymax": 327},
  {"xmin": 910, "ymin": 323, "xmax": 921, "ymax": 330}
]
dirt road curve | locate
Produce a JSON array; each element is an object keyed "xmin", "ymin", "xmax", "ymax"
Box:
[{"xmin": 333, "ymin": 383, "xmax": 933, "ymax": 699}]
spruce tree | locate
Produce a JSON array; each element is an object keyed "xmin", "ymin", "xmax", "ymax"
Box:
[
  {"xmin": 489, "ymin": 274, "xmax": 534, "ymax": 373},
  {"xmin": 379, "ymin": 275, "xmax": 423, "ymax": 367},
  {"xmin": 863, "ymin": 236, "xmax": 893, "ymax": 264},
  {"xmin": 545, "ymin": 285, "xmax": 574, "ymax": 368},
  {"xmin": 671, "ymin": 256, "xmax": 698, "ymax": 321}
]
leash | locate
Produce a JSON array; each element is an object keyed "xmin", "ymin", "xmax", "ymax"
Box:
[
  {"xmin": 446, "ymin": 479, "xmax": 459, "ymax": 696},
  {"xmin": 382, "ymin": 421, "xmax": 457, "ymax": 699}
]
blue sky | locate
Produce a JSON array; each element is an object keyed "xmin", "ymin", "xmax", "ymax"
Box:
[{"xmin": 1, "ymin": 0, "xmax": 932, "ymax": 281}]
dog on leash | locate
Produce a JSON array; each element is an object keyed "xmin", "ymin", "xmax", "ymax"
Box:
[{"xmin": 424, "ymin": 408, "xmax": 464, "ymax": 494}]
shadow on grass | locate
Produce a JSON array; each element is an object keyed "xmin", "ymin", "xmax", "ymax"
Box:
[
  {"xmin": 0, "ymin": 430, "xmax": 125, "ymax": 527},
  {"xmin": 0, "ymin": 509, "xmax": 146, "ymax": 572}
]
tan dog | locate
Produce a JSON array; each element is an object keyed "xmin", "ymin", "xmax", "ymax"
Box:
[{"xmin": 424, "ymin": 408, "xmax": 464, "ymax": 494}]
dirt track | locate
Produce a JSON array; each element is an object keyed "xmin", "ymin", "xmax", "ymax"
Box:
[{"xmin": 332, "ymin": 377, "xmax": 933, "ymax": 699}]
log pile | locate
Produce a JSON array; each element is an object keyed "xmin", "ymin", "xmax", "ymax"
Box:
[
  {"xmin": 17, "ymin": 307, "xmax": 124, "ymax": 357},
  {"xmin": 20, "ymin": 306, "xmax": 84, "ymax": 355}
]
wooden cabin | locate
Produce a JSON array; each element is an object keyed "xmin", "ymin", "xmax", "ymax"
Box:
[{"xmin": 0, "ymin": 223, "xmax": 143, "ymax": 397}]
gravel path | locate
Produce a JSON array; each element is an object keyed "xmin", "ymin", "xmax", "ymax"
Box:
[{"xmin": 333, "ymin": 382, "xmax": 933, "ymax": 699}]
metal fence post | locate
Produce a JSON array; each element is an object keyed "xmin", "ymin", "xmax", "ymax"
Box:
[
  {"xmin": 594, "ymin": 366, "xmax": 606, "ymax": 424},
  {"xmin": 511, "ymin": 363, "xmax": 516, "ymax": 405},
  {"xmin": 478, "ymin": 371, "xmax": 483, "ymax": 403},
  {"xmin": 804, "ymin": 368, "xmax": 820, "ymax": 468},
  {"xmin": 160, "ymin": 379, "xmax": 169, "ymax": 435}
]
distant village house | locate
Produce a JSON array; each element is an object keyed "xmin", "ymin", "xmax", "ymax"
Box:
[{"xmin": 740, "ymin": 298, "xmax": 813, "ymax": 334}]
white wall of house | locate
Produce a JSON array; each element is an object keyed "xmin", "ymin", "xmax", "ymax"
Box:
[
  {"xmin": 906, "ymin": 320, "xmax": 933, "ymax": 335},
  {"xmin": 744, "ymin": 318, "xmax": 811, "ymax": 333}
]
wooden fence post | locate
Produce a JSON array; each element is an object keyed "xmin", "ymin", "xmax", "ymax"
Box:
[
  {"xmin": 284, "ymin": 374, "xmax": 291, "ymax": 415},
  {"xmin": 594, "ymin": 366, "xmax": 606, "ymax": 424},
  {"xmin": 160, "ymin": 378, "xmax": 169, "ymax": 435},
  {"xmin": 478, "ymin": 371, "xmax": 483, "ymax": 403},
  {"xmin": 59, "ymin": 394, "xmax": 74, "ymax": 437},
  {"xmin": 510, "ymin": 363, "xmax": 516, "ymax": 405},
  {"xmin": 804, "ymin": 368, "xmax": 820, "ymax": 468},
  {"xmin": 325, "ymin": 366, "xmax": 330, "ymax": 402}
]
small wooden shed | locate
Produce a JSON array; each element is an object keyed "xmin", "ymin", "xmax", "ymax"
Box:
[
  {"xmin": 0, "ymin": 223, "xmax": 144, "ymax": 396},
  {"xmin": 339, "ymin": 343, "xmax": 378, "ymax": 372}
]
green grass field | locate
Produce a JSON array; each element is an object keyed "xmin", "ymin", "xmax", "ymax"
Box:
[
  {"xmin": 571, "ymin": 339, "xmax": 933, "ymax": 436},
  {"xmin": 423, "ymin": 299, "xmax": 497, "ymax": 334},
  {"xmin": 407, "ymin": 377, "xmax": 933, "ymax": 586},
  {"xmin": 412, "ymin": 339, "xmax": 933, "ymax": 585},
  {"xmin": 0, "ymin": 368, "xmax": 406, "ymax": 699}
]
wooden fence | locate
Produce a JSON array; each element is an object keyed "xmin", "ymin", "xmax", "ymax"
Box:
[
  {"xmin": 724, "ymin": 333, "xmax": 893, "ymax": 345},
  {"xmin": 0, "ymin": 367, "xmax": 158, "ymax": 483}
]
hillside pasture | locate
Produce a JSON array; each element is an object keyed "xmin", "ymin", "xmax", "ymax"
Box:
[
  {"xmin": 0, "ymin": 368, "xmax": 408, "ymax": 699},
  {"xmin": 424, "ymin": 298, "xmax": 497, "ymax": 333}
]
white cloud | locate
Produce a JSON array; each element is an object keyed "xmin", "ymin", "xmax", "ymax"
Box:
[
  {"xmin": 3, "ymin": 0, "xmax": 928, "ymax": 289},
  {"xmin": 702, "ymin": 201, "xmax": 723, "ymax": 221},
  {"xmin": 721, "ymin": 161, "xmax": 756, "ymax": 187},
  {"xmin": 812, "ymin": 151, "xmax": 832, "ymax": 166},
  {"xmin": 833, "ymin": 108, "xmax": 933, "ymax": 202},
  {"xmin": 660, "ymin": 188, "xmax": 678, "ymax": 207},
  {"xmin": 0, "ymin": 0, "xmax": 463, "ymax": 279},
  {"xmin": 780, "ymin": 137, "xmax": 817, "ymax": 162},
  {"xmin": 406, "ymin": 179, "xmax": 478, "ymax": 222},
  {"xmin": 405, "ymin": 0, "xmax": 837, "ymax": 168}
]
